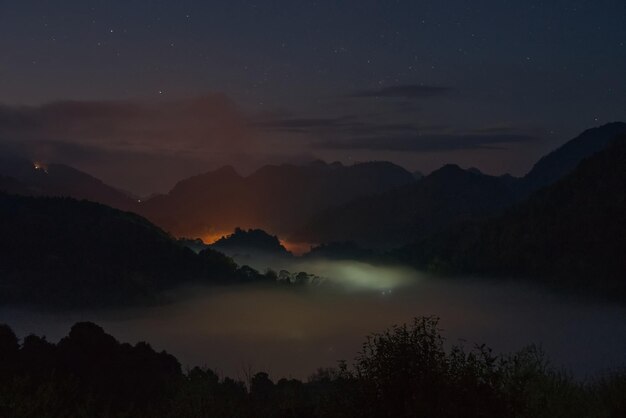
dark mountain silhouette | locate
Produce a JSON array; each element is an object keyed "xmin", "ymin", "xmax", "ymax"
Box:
[
  {"xmin": 0, "ymin": 175, "xmax": 31, "ymax": 195},
  {"xmin": 211, "ymin": 228, "xmax": 291, "ymax": 257},
  {"xmin": 178, "ymin": 237, "xmax": 210, "ymax": 253},
  {"xmin": 293, "ymin": 123, "xmax": 626, "ymax": 249},
  {"xmin": 137, "ymin": 161, "xmax": 414, "ymax": 239},
  {"xmin": 293, "ymin": 164, "xmax": 516, "ymax": 248},
  {"xmin": 521, "ymin": 122, "xmax": 626, "ymax": 192},
  {"xmin": 3, "ymin": 123, "xmax": 622, "ymax": 256},
  {"xmin": 399, "ymin": 136, "xmax": 626, "ymax": 299},
  {"xmin": 412, "ymin": 170, "xmax": 424, "ymax": 180},
  {"xmin": 0, "ymin": 157, "xmax": 137, "ymax": 211},
  {"xmin": 0, "ymin": 193, "xmax": 271, "ymax": 307}
]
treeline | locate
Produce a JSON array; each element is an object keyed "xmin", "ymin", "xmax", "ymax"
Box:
[
  {"xmin": 1, "ymin": 318, "xmax": 625, "ymax": 418},
  {"xmin": 211, "ymin": 228, "xmax": 292, "ymax": 257}
]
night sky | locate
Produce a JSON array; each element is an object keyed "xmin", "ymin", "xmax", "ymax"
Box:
[{"xmin": 1, "ymin": 0, "xmax": 625, "ymax": 194}]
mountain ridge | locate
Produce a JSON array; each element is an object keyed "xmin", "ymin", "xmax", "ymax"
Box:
[
  {"xmin": 398, "ymin": 135, "xmax": 626, "ymax": 299},
  {"xmin": 137, "ymin": 160, "xmax": 415, "ymax": 238},
  {"xmin": 292, "ymin": 123, "xmax": 626, "ymax": 248},
  {"xmin": 0, "ymin": 156, "xmax": 137, "ymax": 211}
]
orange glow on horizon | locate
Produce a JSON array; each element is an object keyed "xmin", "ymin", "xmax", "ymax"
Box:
[
  {"xmin": 200, "ymin": 231, "xmax": 230, "ymax": 245},
  {"xmin": 280, "ymin": 240, "xmax": 314, "ymax": 256},
  {"xmin": 194, "ymin": 231, "xmax": 315, "ymax": 256}
]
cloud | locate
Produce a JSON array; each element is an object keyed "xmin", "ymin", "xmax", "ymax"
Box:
[
  {"xmin": 312, "ymin": 133, "xmax": 538, "ymax": 153},
  {"xmin": 0, "ymin": 94, "xmax": 251, "ymax": 153},
  {"xmin": 249, "ymin": 116, "xmax": 356, "ymax": 132},
  {"xmin": 0, "ymin": 95, "xmax": 262, "ymax": 194},
  {"xmin": 251, "ymin": 115, "xmax": 446, "ymax": 137},
  {"xmin": 349, "ymin": 84, "xmax": 453, "ymax": 99},
  {"xmin": 252, "ymin": 111, "xmax": 535, "ymax": 155},
  {"xmin": 0, "ymin": 93, "xmax": 539, "ymax": 192}
]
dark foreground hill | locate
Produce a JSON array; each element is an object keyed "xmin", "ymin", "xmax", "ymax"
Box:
[
  {"xmin": 1, "ymin": 318, "xmax": 625, "ymax": 418},
  {"xmin": 399, "ymin": 136, "xmax": 626, "ymax": 299},
  {"xmin": 0, "ymin": 193, "xmax": 270, "ymax": 307}
]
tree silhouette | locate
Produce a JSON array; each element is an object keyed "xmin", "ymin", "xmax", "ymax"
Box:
[{"xmin": 0, "ymin": 319, "xmax": 625, "ymax": 417}]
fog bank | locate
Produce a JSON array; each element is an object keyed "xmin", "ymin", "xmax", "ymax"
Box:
[{"xmin": 3, "ymin": 267, "xmax": 625, "ymax": 380}]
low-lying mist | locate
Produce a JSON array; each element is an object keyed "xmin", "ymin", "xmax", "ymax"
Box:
[
  {"xmin": 289, "ymin": 258, "xmax": 418, "ymax": 290},
  {"xmin": 217, "ymin": 252, "xmax": 420, "ymax": 290},
  {"xmin": 2, "ymin": 258, "xmax": 626, "ymax": 381}
]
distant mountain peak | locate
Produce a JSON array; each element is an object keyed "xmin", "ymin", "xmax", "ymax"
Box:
[
  {"xmin": 428, "ymin": 164, "xmax": 467, "ymax": 177},
  {"xmin": 0, "ymin": 156, "xmax": 136, "ymax": 211}
]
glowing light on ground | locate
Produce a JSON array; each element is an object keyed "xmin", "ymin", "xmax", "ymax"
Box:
[
  {"xmin": 33, "ymin": 162, "xmax": 48, "ymax": 173},
  {"xmin": 293, "ymin": 259, "xmax": 418, "ymax": 291},
  {"xmin": 200, "ymin": 231, "xmax": 230, "ymax": 244}
]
